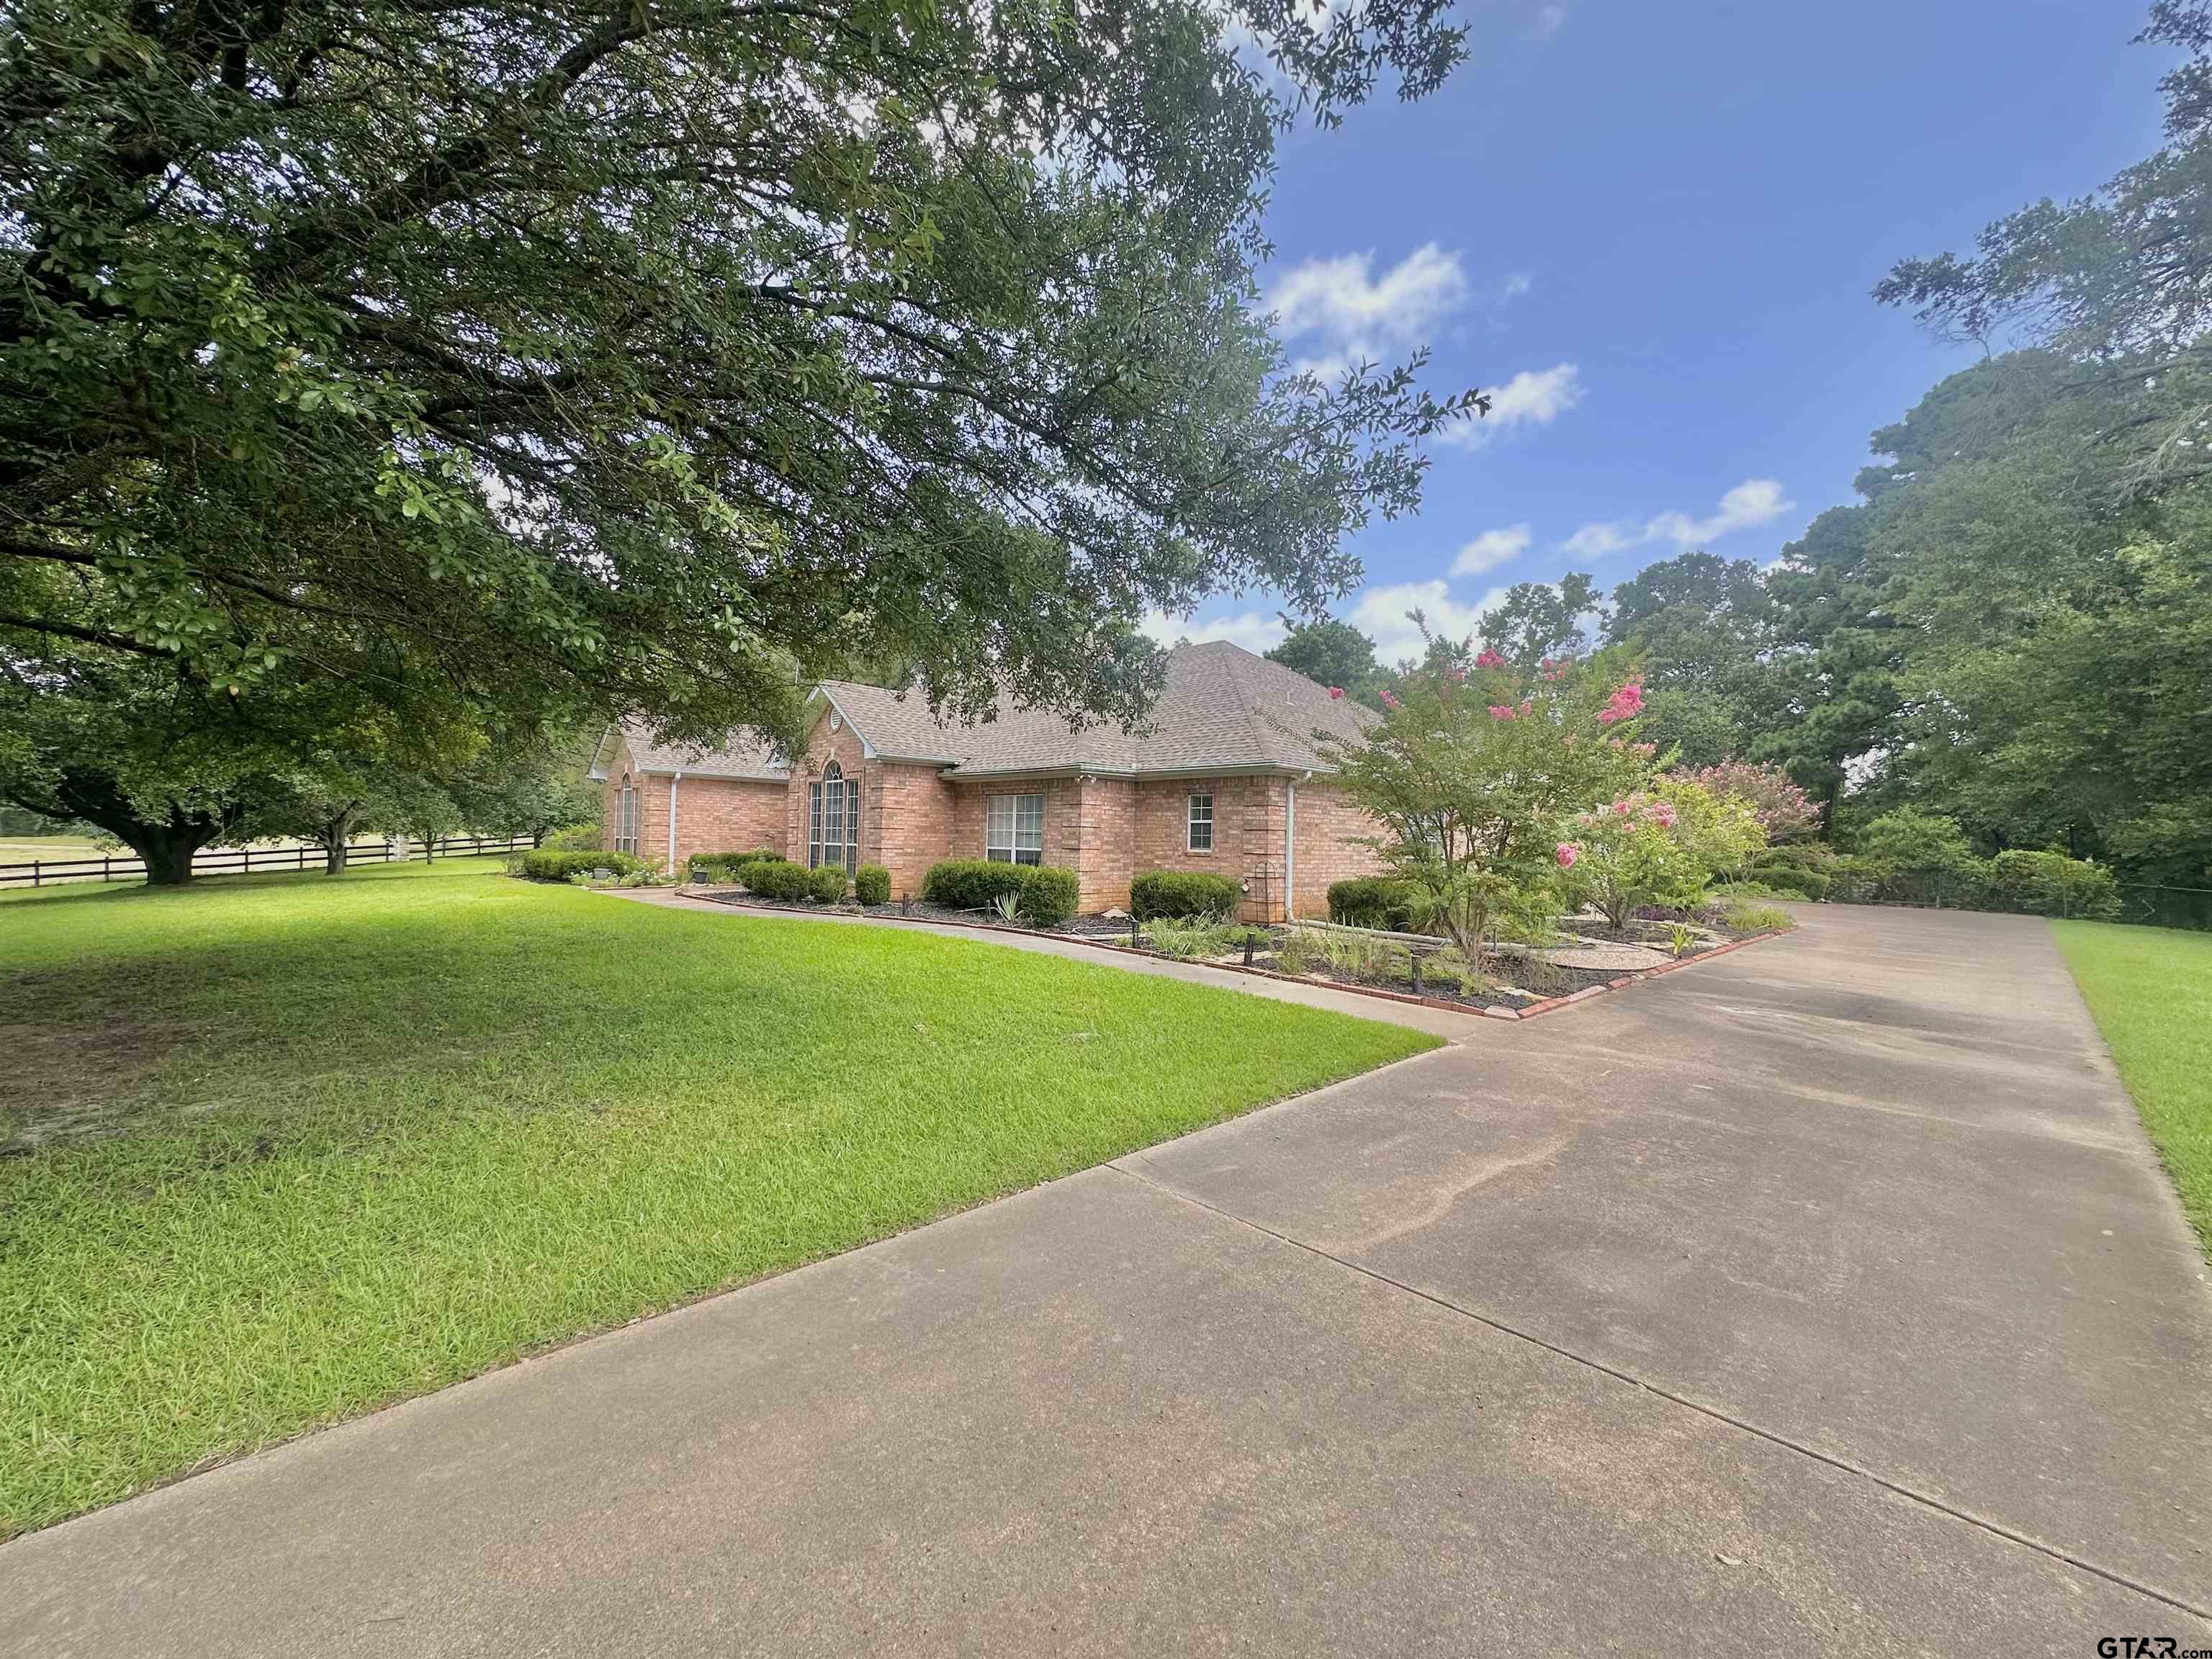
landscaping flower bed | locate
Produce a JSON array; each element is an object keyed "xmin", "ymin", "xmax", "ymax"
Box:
[{"xmin": 682, "ymin": 881, "xmax": 1790, "ymax": 1018}]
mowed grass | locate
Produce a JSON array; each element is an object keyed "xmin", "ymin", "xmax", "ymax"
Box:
[
  {"xmin": 2054, "ymin": 920, "xmax": 2212, "ymax": 1258},
  {"xmin": 0, "ymin": 860, "xmax": 1435, "ymax": 1535}
]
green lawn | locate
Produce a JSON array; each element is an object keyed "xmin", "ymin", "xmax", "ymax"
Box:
[
  {"xmin": 2054, "ymin": 920, "xmax": 2212, "ymax": 1259},
  {"xmin": 0, "ymin": 860, "xmax": 1435, "ymax": 1536}
]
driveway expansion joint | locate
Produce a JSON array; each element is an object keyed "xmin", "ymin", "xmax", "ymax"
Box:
[{"xmin": 1103, "ymin": 1159, "xmax": 2212, "ymax": 1627}]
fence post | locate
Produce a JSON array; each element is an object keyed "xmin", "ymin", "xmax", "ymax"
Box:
[
  {"xmin": 102, "ymin": 855, "xmax": 110, "ymax": 883},
  {"xmin": 31, "ymin": 861, "xmax": 39, "ymax": 889}
]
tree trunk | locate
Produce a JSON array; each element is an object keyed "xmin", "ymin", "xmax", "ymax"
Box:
[
  {"xmin": 318, "ymin": 805, "xmax": 359, "ymax": 874},
  {"xmin": 37, "ymin": 768, "xmax": 237, "ymax": 887},
  {"xmin": 131, "ymin": 830, "xmax": 201, "ymax": 886}
]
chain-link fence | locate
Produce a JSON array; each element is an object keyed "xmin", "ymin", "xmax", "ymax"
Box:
[
  {"xmin": 2112, "ymin": 884, "xmax": 2212, "ymax": 931},
  {"xmin": 1828, "ymin": 873, "xmax": 2212, "ymax": 930}
]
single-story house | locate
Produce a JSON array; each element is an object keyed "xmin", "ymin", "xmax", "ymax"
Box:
[{"xmin": 588, "ymin": 640, "xmax": 1388, "ymax": 920}]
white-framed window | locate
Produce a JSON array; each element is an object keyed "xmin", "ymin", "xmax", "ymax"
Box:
[
  {"xmin": 809, "ymin": 760, "xmax": 860, "ymax": 873},
  {"xmin": 614, "ymin": 773, "xmax": 639, "ymax": 853},
  {"xmin": 986, "ymin": 792, "xmax": 1044, "ymax": 866},
  {"xmin": 1187, "ymin": 791, "xmax": 1214, "ymax": 853}
]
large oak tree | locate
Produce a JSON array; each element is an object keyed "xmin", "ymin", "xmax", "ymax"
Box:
[{"xmin": 1, "ymin": 0, "xmax": 1478, "ymax": 873}]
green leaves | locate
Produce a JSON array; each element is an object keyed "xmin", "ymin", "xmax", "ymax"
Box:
[{"xmin": 3, "ymin": 0, "xmax": 1470, "ymax": 766}]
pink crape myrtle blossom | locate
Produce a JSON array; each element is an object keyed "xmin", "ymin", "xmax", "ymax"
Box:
[
  {"xmin": 1488, "ymin": 703, "xmax": 1516, "ymax": 720},
  {"xmin": 1595, "ymin": 678, "xmax": 1645, "ymax": 727},
  {"xmin": 1328, "ymin": 686, "xmax": 1344, "ymax": 700},
  {"xmin": 1679, "ymin": 760, "xmax": 1818, "ymax": 841},
  {"xmin": 1378, "ymin": 688, "xmax": 1401, "ymax": 710},
  {"xmin": 1473, "ymin": 649, "xmax": 1507, "ymax": 670},
  {"xmin": 1555, "ymin": 842, "xmax": 1580, "ymax": 869}
]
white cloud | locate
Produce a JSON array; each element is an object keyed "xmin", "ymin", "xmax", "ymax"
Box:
[
  {"xmin": 1344, "ymin": 580, "xmax": 1512, "ymax": 665},
  {"xmin": 1267, "ymin": 243, "xmax": 1470, "ymax": 379},
  {"xmin": 1531, "ymin": 4, "xmax": 1568, "ymax": 37},
  {"xmin": 1561, "ymin": 521, "xmax": 1635, "ymax": 559},
  {"xmin": 1562, "ymin": 477, "xmax": 1794, "ymax": 559},
  {"xmin": 1438, "ymin": 362, "xmax": 1584, "ymax": 447},
  {"xmin": 1450, "ymin": 523, "xmax": 1531, "ymax": 577},
  {"xmin": 1140, "ymin": 608, "xmax": 1286, "ymax": 655},
  {"xmin": 1645, "ymin": 478, "xmax": 1794, "ymax": 545}
]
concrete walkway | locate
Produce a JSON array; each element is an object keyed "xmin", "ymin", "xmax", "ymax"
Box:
[{"xmin": 4, "ymin": 906, "xmax": 2208, "ymax": 1654}]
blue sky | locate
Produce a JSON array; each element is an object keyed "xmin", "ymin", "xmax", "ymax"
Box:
[{"xmin": 1149, "ymin": 0, "xmax": 2177, "ymax": 663}]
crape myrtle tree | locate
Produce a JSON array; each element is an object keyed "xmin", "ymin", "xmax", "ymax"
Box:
[
  {"xmin": 1318, "ymin": 636, "xmax": 1657, "ymax": 958},
  {"xmin": 1, "ymin": 0, "xmax": 1483, "ymax": 824}
]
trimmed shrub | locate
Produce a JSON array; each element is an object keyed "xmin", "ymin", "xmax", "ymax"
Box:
[
  {"xmin": 519, "ymin": 849, "xmax": 644, "ymax": 882},
  {"xmin": 1130, "ymin": 869, "xmax": 1243, "ymax": 920},
  {"xmin": 808, "ymin": 865, "xmax": 849, "ymax": 903},
  {"xmin": 1020, "ymin": 865, "xmax": 1080, "ymax": 927},
  {"xmin": 1325, "ymin": 875, "xmax": 1417, "ymax": 930},
  {"xmin": 742, "ymin": 859, "xmax": 811, "ymax": 901},
  {"xmin": 922, "ymin": 858, "xmax": 1028, "ymax": 911},
  {"xmin": 1743, "ymin": 864, "xmax": 1830, "ymax": 901},
  {"xmin": 854, "ymin": 865, "xmax": 891, "ymax": 906},
  {"xmin": 705, "ymin": 847, "xmax": 779, "ymax": 869},
  {"xmin": 919, "ymin": 858, "xmax": 1080, "ymax": 925}
]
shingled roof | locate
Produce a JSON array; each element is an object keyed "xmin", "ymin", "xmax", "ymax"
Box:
[
  {"xmin": 595, "ymin": 723, "xmax": 789, "ymax": 782},
  {"xmin": 816, "ymin": 641, "xmax": 1373, "ymax": 778}
]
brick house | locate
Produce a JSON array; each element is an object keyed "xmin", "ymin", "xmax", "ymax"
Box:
[{"xmin": 589, "ymin": 641, "xmax": 1388, "ymax": 921}]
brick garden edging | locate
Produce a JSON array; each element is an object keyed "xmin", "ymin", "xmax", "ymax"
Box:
[
  {"xmin": 1509, "ymin": 930, "xmax": 1788, "ymax": 1020},
  {"xmin": 680, "ymin": 888, "xmax": 1789, "ymax": 1025}
]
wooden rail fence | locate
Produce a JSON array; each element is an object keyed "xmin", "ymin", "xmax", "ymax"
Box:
[{"xmin": 0, "ymin": 835, "xmax": 536, "ymax": 889}]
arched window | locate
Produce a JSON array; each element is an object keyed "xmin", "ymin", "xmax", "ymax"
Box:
[
  {"xmin": 615, "ymin": 773, "xmax": 639, "ymax": 853},
  {"xmin": 809, "ymin": 761, "xmax": 860, "ymax": 873}
]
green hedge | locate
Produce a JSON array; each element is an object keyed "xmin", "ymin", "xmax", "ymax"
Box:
[
  {"xmin": 1989, "ymin": 850, "xmax": 2120, "ymax": 918},
  {"xmin": 1326, "ymin": 876, "xmax": 1419, "ymax": 930},
  {"xmin": 1745, "ymin": 843, "xmax": 1833, "ymax": 873},
  {"xmin": 1129, "ymin": 869, "xmax": 1243, "ymax": 920},
  {"xmin": 519, "ymin": 850, "xmax": 645, "ymax": 882},
  {"xmin": 920, "ymin": 859, "xmax": 1080, "ymax": 925},
  {"xmin": 855, "ymin": 865, "xmax": 891, "ymax": 906},
  {"xmin": 1743, "ymin": 863, "xmax": 1830, "ymax": 901},
  {"xmin": 1824, "ymin": 846, "xmax": 2118, "ymax": 917},
  {"xmin": 921, "ymin": 858, "xmax": 1025, "ymax": 910},
  {"xmin": 688, "ymin": 847, "xmax": 785, "ymax": 884},
  {"xmin": 1020, "ymin": 866, "xmax": 1080, "ymax": 927},
  {"xmin": 742, "ymin": 859, "xmax": 812, "ymax": 902},
  {"xmin": 808, "ymin": 865, "xmax": 849, "ymax": 903}
]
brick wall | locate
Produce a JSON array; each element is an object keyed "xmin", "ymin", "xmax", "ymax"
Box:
[
  {"xmin": 1078, "ymin": 778, "xmax": 1136, "ymax": 912},
  {"xmin": 1290, "ymin": 778, "xmax": 1389, "ymax": 917},
  {"xmin": 598, "ymin": 733, "xmax": 789, "ymax": 867},
  {"xmin": 869, "ymin": 760, "xmax": 956, "ymax": 899},
  {"xmin": 1132, "ymin": 776, "xmax": 1287, "ymax": 922},
  {"xmin": 635, "ymin": 773, "xmax": 786, "ymax": 868}
]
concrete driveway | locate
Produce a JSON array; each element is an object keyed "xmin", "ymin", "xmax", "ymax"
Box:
[{"xmin": 4, "ymin": 905, "xmax": 2207, "ymax": 1654}]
